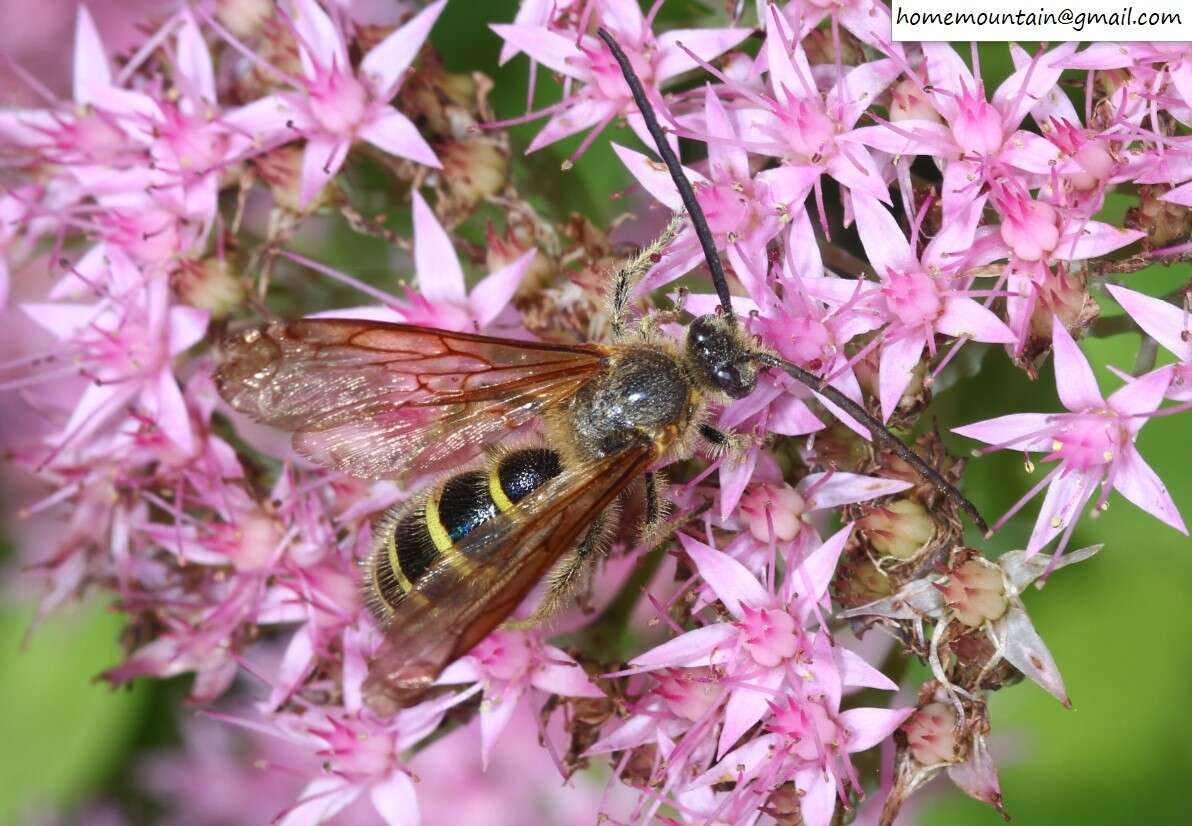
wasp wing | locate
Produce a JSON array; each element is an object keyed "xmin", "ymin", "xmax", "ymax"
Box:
[
  {"xmin": 216, "ymin": 318, "xmax": 607, "ymax": 480},
  {"xmin": 362, "ymin": 440, "xmax": 659, "ymax": 711}
]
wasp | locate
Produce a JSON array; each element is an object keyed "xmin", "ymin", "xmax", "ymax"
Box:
[{"xmin": 215, "ymin": 29, "xmax": 987, "ymax": 712}]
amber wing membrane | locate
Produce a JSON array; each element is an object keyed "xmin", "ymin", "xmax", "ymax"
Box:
[
  {"xmin": 361, "ymin": 440, "xmax": 659, "ymax": 711},
  {"xmin": 215, "ymin": 318, "xmax": 608, "ymax": 480}
]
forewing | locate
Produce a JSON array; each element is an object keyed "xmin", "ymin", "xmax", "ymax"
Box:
[
  {"xmin": 362, "ymin": 441, "xmax": 659, "ymax": 710},
  {"xmin": 216, "ymin": 318, "xmax": 606, "ymax": 479}
]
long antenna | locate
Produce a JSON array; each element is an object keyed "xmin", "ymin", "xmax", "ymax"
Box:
[
  {"xmin": 756, "ymin": 354, "xmax": 989, "ymax": 533},
  {"xmin": 597, "ymin": 27, "xmax": 989, "ymax": 534},
  {"xmin": 596, "ymin": 27, "xmax": 736, "ymax": 326}
]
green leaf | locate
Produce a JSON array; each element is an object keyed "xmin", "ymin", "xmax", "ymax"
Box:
[{"xmin": 0, "ymin": 600, "xmax": 144, "ymax": 825}]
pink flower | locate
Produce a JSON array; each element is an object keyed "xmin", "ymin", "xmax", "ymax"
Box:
[
  {"xmin": 1106, "ymin": 284, "xmax": 1192, "ymax": 401},
  {"xmin": 585, "ymin": 670, "xmax": 721, "ymax": 806},
  {"xmin": 955, "ymin": 317, "xmax": 1186, "ymax": 556},
  {"xmin": 268, "ymin": 709, "xmax": 425, "ymax": 826},
  {"xmin": 846, "ymin": 43, "xmax": 1077, "ymax": 216},
  {"xmin": 733, "ymin": 8, "xmax": 900, "ymax": 213},
  {"xmin": 21, "ymin": 257, "xmax": 208, "ymax": 454},
  {"xmin": 735, "ymin": 471, "xmax": 912, "ymax": 552},
  {"xmin": 436, "ymin": 629, "xmax": 602, "ymax": 767},
  {"xmin": 307, "ymin": 190, "xmax": 537, "ymax": 333},
  {"xmin": 0, "ymin": 6, "xmax": 141, "ymax": 172},
  {"xmin": 492, "ymin": 0, "xmax": 748, "ymax": 159},
  {"xmin": 982, "ymin": 182, "xmax": 1144, "ymax": 352},
  {"xmin": 225, "ymin": 0, "xmax": 445, "ymax": 207},
  {"xmin": 804, "ymin": 194, "xmax": 1015, "ymax": 421},
  {"xmin": 772, "ymin": 0, "xmax": 899, "ymax": 55},
  {"xmin": 989, "ymin": 182, "xmax": 1145, "ymax": 265},
  {"xmin": 612, "ymin": 84, "xmax": 797, "ymax": 297},
  {"xmin": 689, "ymin": 692, "xmax": 912, "ymax": 826},
  {"xmin": 624, "ymin": 525, "xmax": 896, "ymax": 758}
]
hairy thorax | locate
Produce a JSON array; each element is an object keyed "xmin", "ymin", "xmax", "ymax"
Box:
[{"xmin": 567, "ymin": 347, "xmax": 695, "ymax": 458}]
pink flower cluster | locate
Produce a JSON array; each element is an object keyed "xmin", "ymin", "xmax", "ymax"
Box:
[{"xmin": 1, "ymin": 2, "xmax": 1189, "ymax": 826}]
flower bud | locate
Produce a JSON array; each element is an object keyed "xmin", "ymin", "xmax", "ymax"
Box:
[
  {"xmin": 853, "ymin": 341, "xmax": 929, "ymax": 426},
  {"xmin": 253, "ymin": 145, "xmax": 335, "ymax": 213},
  {"xmin": 619, "ymin": 743, "xmax": 658, "ymax": 787},
  {"xmin": 486, "ymin": 222, "xmax": 555, "ymax": 297},
  {"xmin": 214, "ymin": 0, "xmax": 271, "ymax": 39},
  {"xmin": 399, "ymin": 50, "xmax": 480, "ymax": 139},
  {"xmin": 173, "ymin": 256, "xmax": 245, "ymax": 319},
  {"xmin": 998, "ymin": 196, "xmax": 1060, "ymax": 262},
  {"xmin": 802, "ymin": 27, "xmax": 864, "ymax": 66},
  {"xmin": 1091, "ymin": 68, "xmax": 1133, "ymax": 128},
  {"xmin": 876, "ymin": 431, "xmax": 960, "ymax": 500},
  {"xmin": 903, "ymin": 702, "xmax": 961, "ymax": 765},
  {"xmin": 354, "ymin": 24, "xmax": 399, "ymax": 55},
  {"xmin": 833, "ymin": 546, "xmax": 895, "ymax": 608},
  {"xmin": 1028, "ymin": 264, "xmax": 1096, "ymax": 342},
  {"xmin": 1127, "ymin": 185, "xmax": 1192, "ymax": 249},
  {"xmin": 941, "ymin": 558, "xmax": 1008, "ymax": 627},
  {"xmin": 439, "ymin": 137, "xmax": 508, "ymax": 211},
  {"xmin": 799, "ymin": 423, "xmax": 872, "ymax": 473},
  {"xmin": 860, "ymin": 497, "xmax": 936, "ymax": 560},
  {"xmin": 764, "ymin": 784, "xmax": 803, "ymax": 826},
  {"xmin": 244, "ymin": 16, "xmax": 302, "ymax": 94}
]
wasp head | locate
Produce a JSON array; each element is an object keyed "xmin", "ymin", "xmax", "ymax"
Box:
[{"xmin": 685, "ymin": 314, "xmax": 758, "ymax": 399}]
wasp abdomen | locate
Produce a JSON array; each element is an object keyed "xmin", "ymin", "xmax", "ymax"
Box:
[
  {"xmin": 497, "ymin": 447, "xmax": 563, "ymax": 503},
  {"xmin": 437, "ymin": 472, "xmax": 499, "ymax": 541},
  {"xmin": 366, "ymin": 447, "xmax": 564, "ymax": 623}
]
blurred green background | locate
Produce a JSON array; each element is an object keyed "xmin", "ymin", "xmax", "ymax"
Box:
[{"xmin": 2, "ymin": 2, "xmax": 1190, "ymax": 824}]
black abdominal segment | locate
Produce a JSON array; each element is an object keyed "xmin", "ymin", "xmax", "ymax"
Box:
[
  {"xmin": 366, "ymin": 447, "xmax": 564, "ymax": 622},
  {"xmin": 498, "ymin": 448, "xmax": 563, "ymax": 502},
  {"xmin": 395, "ymin": 508, "xmax": 437, "ymax": 584},
  {"xmin": 438, "ymin": 471, "xmax": 499, "ymax": 541}
]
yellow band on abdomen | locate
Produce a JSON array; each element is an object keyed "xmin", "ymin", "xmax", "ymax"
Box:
[
  {"xmin": 424, "ymin": 493, "xmax": 474, "ymax": 573},
  {"xmin": 488, "ymin": 464, "xmax": 515, "ymax": 513},
  {"xmin": 387, "ymin": 529, "xmax": 415, "ymax": 594}
]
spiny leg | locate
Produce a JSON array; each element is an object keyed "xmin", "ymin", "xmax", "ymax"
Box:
[
  {"xmin": 637, "ymin": 471, "xmax": 674, "ymax": 549},
  {"xmin": 609, "ymin": 214, "xmax": 684, "ymax": 340},
  {"xmin": 644, "ymin": 471, "xmax": 659, "ymax": 527},
  {"xmin": 699, "ymin": 423, "xmax": 729, "ymax": 450},
  {"xmin": 597, "ymin": 28, "xmax": 736, "ymax": 327},
  {"xmin": 510, "ymin": 512, "xmax": 611, "ymax": 628},
  {"xmin": 698, "ymin": 423, "xmax": 752, "ymax": 460}
]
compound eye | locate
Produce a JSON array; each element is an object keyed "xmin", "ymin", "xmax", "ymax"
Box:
[{"xmin": 715, "ymin": 364, "xmax": 753, "ymax": 399}]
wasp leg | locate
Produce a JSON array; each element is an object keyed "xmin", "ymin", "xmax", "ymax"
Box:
[
  {"xmin": 640, "ymin": 286, "xmax": 690, "ymax": 330},
  {"xmin": 637, "ymin": 471, "xmax": 673, "ymax": 548},
  {"xmin": 698, "ymin": 423, "xmax": 752, "ymax": 460},
  {"xmin": 508, "ymin": 512, "xmax": 611, "ymax": 629},
  {"xmin": 644, "ymin": 471, "xmax": 659, "ymax": 526},
  {"xmin": 609, "ymin": 214, "xmax": 684, "ymax": 340}
]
